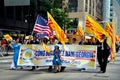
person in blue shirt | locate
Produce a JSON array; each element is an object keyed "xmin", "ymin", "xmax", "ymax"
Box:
[
  {"xmin": 52, "ymin": 44, "xmax": 61, "ymax": 73},
  {"xmin": 9, "ymin": 37, "xmax": 22, "ymax": 69}
]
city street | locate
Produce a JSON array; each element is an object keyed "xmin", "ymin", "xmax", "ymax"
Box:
[
  {"xmin": 0, "ymin": 51, "xmax": 120, "ymax": 80},
  {"xmin": 1, "ymin": 0, "xmax": 120, "ymax": 80}
]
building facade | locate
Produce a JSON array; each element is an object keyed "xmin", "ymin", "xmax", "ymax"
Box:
[
  {"xmin": 63, "ymin": 0, "xmax": 103, "ymax": 30},
  {"xmin": 113, "ymin": 0, "xmax": 120, "ymax": 35},
  {"xmin": 0, "ymin": 0, "xmax": 34, "ymax": 36},
  {"xmin": 65, "ymin": 0, "xmax": 120, "ymax": 36},
  {"xmin": 102, "ymin": 0, "xmax": 111, "ymax": 22},
  {"xmin": 102, "ymin": 0, "xmax": 120, "ymax": 35}
]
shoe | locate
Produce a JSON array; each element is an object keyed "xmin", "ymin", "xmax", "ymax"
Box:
[
  {"xmin": 82, "ymin": 68, "xmax": 86, "ymax": 70},
  {"xmin": 30, "ymin": 68, "xmax": 35, "ymax": 71},
  {"xmin": 48, "ymin": 67, "xmax": 53, "ymax": 72},
  {"xmin": 102, "ymin": 71, "xmax": 106, "ymax": 73},
  {"xmin": 57, "ymin": 70, "xmax": 60, "ymax": 72},
  {"xmin": 60, "ymin": 67, "xmax": 66, "ymax": 72},
  {"xmin": 36, "ymin": 66, "xmax": 39, "ymax": 68},
  {"xmin": 98, "ymin": 71, "xmax": 104, "ymax": 73},
  {"xmin": 54, "ymin": 71, "xmax": 58, "ymax": 73},
  {"xmin": 60, "ymin": 69, "xmax": 65, "ymax": 72},
  {"xmin": 20, "ymin": 67, "xmax": 23, "ymax": 69},
  {"xmin": 53, "ymin": 69, "xmax": 58, "ymax": 73},
  {"xmin": 11, "ymin": 68, "xmax": 15, "ymax": 70},
  {"xmin": 79, "ymin": 68, "xmax": 86, "ymax": 71}
]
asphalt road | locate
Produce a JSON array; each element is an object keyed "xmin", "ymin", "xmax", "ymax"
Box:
[{"xmin": 0, "ymin": 51, "xmax": 120, "ymax": 80}]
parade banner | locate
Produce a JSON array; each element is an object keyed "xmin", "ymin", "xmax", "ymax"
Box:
[{"xmin": 18, "ymin": 44, "xmax": 97, "ymax": 69}]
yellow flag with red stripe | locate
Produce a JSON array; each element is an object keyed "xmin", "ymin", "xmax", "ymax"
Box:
[
  {"xmin": 115, "ymin": 35, "xmax": 119, "ymax": 41},
  {"xmin": 47, "ymin": 12, "xmax": 67, "ymax": 44},
  {"xmin": 85, "ymin": 14, "xmax": 108, "ymax": 42},
  {"xmin": 105, "ymin": 22, "xmax": 113, "ymax": 61},
  {"xmin": 110, "ymin": 19, "xmax": 116, "ymax": 61},
  {"xmin": 42, "ymin": 43, "xmax": 50, "ymax": 53},
  {"xmin": 105, "ymin": 22, "xmax": 112, "ymax": 47},
  {"xmin": 76, "ymin": 21, "xmax": 84, "ymax": 36}
]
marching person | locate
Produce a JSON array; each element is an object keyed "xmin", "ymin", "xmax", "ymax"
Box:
[
  {"xmin": 27, "ymin": 36, "xmax": 39, "ymax": 71},
  {"xmin": 52, "ymin": 44, "xmax": 62, "ymax": 73},
  {"xmin": 98, "ymin": 34, "xmax": 110, "ymax": 73},
  {"xmin": 1, "ymin": 38, "xmax": 7, "ymax": 52},
  {"xmin": 96, "ymin": 39, "xmax": 102, "ymax": 67},
  {"xmin": 9, "ymin": 37, "xmax": 22, "ymax": 69}
]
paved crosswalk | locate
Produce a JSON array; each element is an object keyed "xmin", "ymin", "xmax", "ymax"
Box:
[{"xmin": 0, "ymin": 52, "xmax": 13, "ymax": 64}]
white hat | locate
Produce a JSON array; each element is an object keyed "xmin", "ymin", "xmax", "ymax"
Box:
[
  {"xmin": 54, "ymin": 44, "xmax": 59, "ymax": 47},
  {"xmin": 44, "ymin": 36, "xmax": 49, "ymax": 40},
  {"xmin": 89, "ymin": 34, "xmax": 94, "ymax": 37},
  {"xmin": 85, "ymin": 36, "xmax": 91, "ymax": 39}
]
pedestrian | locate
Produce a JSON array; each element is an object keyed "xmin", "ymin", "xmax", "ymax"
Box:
[
  {"xmin": 28, "ymin": 36, "xmax": 39, "ymax": 71},
  {"xmin": 1, "ymin": 38, "xmax": 7, "ymax": 51},
  {"xmin": 6, "ymin": 40, "xmax": 11, "ymax": 55},
  {"xmin": 9, "ymin": 37, "xmax": 22, "ymax": 69},
  {"xmin": 57, "ymin": 41, "xmax": 66, "ymax": 72},
  {"xmin": 96, "ymin": 39, "xmax": 102, "ymax": 66},
  {"xmin": 52, "ymin": 44, "xmax": 61, "ymax": 73},
  {"xmin": 79, "ymin": 36, "xmax": 85, "ymax": 45},
  {"xmin": 98, "ymin": 34, "xmax": 110, "ymax": 73},
  {"xmin": 48, "ymin": 38, "xmax": 66, "ymax": 72}
]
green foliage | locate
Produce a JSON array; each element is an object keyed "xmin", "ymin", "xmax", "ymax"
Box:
[
  {"xmin": 30, "ymin": 0, "xmax": 72, "ymax": 30},
  {"xmin": 50, "ymin": 8, "xmax": 72, "ymax": 30}
]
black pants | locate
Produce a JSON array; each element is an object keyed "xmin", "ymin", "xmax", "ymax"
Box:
[
  {"xmin": 48, "ymin": 66, "xmax": 52, "ymax": 70},
  {"xmin": 6, "ymin": 46, "xmax": 10, "ymax": 54},
  {"xmin": 32, "ymin": 66, "xmax": 35, "ymax": 70},
  {"xmin": 60, "ymin": 66, "xmax": 66, "ymax": 72},
  {"xmin": 97, "ymin": 50, "xmax": 109, "ymax": 72},
  {"xmin": 48, "ymin": 66, "xmax": 66, "ymax": 72}
]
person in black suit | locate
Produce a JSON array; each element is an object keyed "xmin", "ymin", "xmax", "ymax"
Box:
[
  {"xmin": 27, "ymin": 36, "xmax": 39, "ymax": 70},
  {"xmin": 98, "ymin": 34, "xmax": 110, "ymax": 73},
  {"xmin": 96, "ymin": 39, "xmax": 102, "ymax": 67}
]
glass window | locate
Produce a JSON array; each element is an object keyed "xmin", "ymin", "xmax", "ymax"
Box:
[
  {"xmin": 0, "ymin": 0, "xmax": 4, "ymax": 18},
  {"xmin": 69, "ymin": 18, "xmax": 78, "ymax": 28},
  {"xmin": 69, "ymin": 0, "xmax": 78, "ymax": 12},
  {"xmin": 16, "ymin": 6, "xmax": 22, "ymax": 20},
  {"xmin": 6, "ymin": 7, "xmax": 14, "ymax": 19},
  {"xmin": 86, "ymin": 0, "xmax": 88, "ymax": 4}
]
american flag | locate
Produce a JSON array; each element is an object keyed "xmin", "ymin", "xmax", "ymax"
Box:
[{"xmin": 33, "ymin": 15, "xmax": 53, "ymax": 38}]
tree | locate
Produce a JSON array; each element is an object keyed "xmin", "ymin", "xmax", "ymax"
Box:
[
  {"xmin": 30, "ymin": 0, "xmax": 72, "ymax": 31},
  {"xmin": 50, "ymin": 8, "xmax": 72, "ymax": 31}
]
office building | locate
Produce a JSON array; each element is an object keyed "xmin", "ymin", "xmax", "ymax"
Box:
[
  {"xmin": 103, "ymin": 0, "xmax": 120, "ymax": 35},
  {"xmin": 113, "ymin": 0, "xmax": 120, "ymax": 35},
  {"xmin": 63, "ymin": 0, "xmax": 103, "ymax": 30},
  {"xmin": 0, "ymin": 0, "xmax": 34, "ymax": 36}
]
